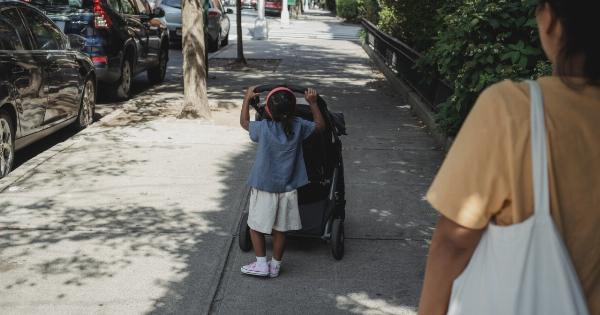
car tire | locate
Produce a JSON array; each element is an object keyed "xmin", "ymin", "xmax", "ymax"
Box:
[
  {"xmin": 207, "ymin": 32, "xmax": 220, "ymax": 52},
  {"xmin": 73, "ymin": 78, "xmax": 96, "ymax": 130},
  {"xmin": 116, "ymin": 59, "xmax": 132, "ymax": 100},
  {"xmin": 148, "ymin": 44, "xmax": 168, "ymax": 84},
  {"xmin": 0, "ymin": 109, "xmax": 15, "ymax": 179},
  {"xmin": 222, "ymin": 31, "xmax": 229, "ymax": 46}
]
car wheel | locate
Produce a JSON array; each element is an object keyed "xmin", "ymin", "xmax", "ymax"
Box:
[
  {"xmin": 73, "ymin": 78, "xmax": 95, "ymax": 130},
  {"xmin": 148, "ymin": 45, "xmax": 168, "ymax": 84},
  {"xmin": 222, "ymin": 31, "xmax": 229, "ymax": 46},
  {"xmin": 116, "ymin": 59, "xmax": 132, "ymax": 100},
  {"xmin": 0, "ymin": 110, "xmax": 15, "ymax": 179},
  {"xmin": 207, "ymin": 32, "xmax": 220, "ymax": 52}
]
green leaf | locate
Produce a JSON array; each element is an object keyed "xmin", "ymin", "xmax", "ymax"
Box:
[
  {"xmin": 518, "ymin": 56, "xmax": 529, "ymax": 68},
  {"xmin": 489, "ymin": 18, "xmax": 500, "ymax": 28}
]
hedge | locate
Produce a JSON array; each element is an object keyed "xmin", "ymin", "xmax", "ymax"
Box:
[{"xmin": 420, "ymin": 0, "xmax": 551, "ymax": 135}]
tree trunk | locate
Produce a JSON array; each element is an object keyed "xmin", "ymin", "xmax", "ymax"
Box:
[
  {"xmin": 179, "ymin": 0, "xmax": 211, "ymax": 119},
  {"xmin": 236, "ymin": 0, "xmax": 246, "ymax": 64}
]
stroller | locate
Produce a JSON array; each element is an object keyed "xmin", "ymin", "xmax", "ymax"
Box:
[{"xmin": 238, "ymin": 84, "xmax": 348, "ymax": 260}]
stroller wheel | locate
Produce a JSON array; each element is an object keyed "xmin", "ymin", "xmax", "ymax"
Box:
[
  {"xmin": 239, "ymin": 212, "xmax": 252, "ymax": 252},
  {"xmin": 331, "ymin": 218, "xmax": 344, "ymax": 260}
]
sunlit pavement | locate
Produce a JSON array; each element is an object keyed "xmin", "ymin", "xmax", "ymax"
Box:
[{"xmin": 0, "ymin": 9, "xmax": 442, "ymax": 315}]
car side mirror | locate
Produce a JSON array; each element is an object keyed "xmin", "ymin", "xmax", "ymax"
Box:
[
  {"xmin": 226, "ymin": 8, "xmax": 233, "ymax": 14},
  {"xmin": 68, "ymin": 34, "xmax": 86, "ymax": 51},
  {"xmin": 153, "ymin": 7, "xmax": 166, "ymax": 18}
]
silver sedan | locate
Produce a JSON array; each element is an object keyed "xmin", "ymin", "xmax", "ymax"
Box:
[{"xmin": 157, "ymin": 0, "xmax": 232, "ymax": 52}]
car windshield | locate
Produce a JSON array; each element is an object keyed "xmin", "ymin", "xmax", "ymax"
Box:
[
  {"xmin": 28, "ymin": 0, "xmax": 93, "ymax": 9},
  {"xmin": 162, "ymin": 0, "xmax": 181, "ymax": 8}
]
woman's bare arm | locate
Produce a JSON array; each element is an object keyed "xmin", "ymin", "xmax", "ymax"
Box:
[{"xmin": 418, "ymin": 216, "xmax": 484, "ymax": 315}]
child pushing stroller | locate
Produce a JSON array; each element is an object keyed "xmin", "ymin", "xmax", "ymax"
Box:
[{"xmin": 239, "ymin": 86, "xmax": 326, "ymax": 277}]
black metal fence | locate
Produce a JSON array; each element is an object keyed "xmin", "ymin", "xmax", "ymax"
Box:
[{"xmin": 361, "ymin": 19, "xmax": 451, "ymax": 113}]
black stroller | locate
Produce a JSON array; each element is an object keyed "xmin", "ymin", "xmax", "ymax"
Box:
[{"xmin": 238, "ymin": 84, "xmax": 347, "ymax": 260}]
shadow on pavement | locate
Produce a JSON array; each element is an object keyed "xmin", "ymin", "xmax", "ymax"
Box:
[{"xmin": 1, "ymin": 30, "xmax": 442, "ymax": 314}]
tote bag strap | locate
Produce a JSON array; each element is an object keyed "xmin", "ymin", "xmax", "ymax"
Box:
[{"xmin": 527, "ymin": 80, "xmax": 551, "ymax": 219}]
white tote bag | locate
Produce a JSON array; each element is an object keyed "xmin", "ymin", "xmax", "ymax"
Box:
[{"xmin": 446, "ymin": 81, "xmax": 590, "ymax": 315}]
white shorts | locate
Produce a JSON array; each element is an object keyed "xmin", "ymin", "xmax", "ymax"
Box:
[{"xmin": 247, "ymin": 188, "xmax": 302, "ymax": 234}]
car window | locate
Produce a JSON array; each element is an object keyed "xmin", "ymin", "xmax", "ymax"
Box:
[
  {"xmin": 119, "ymin": 0, "xmax": 137, "ymax": 14},
  {"xmin": 21, "ymin": 8, "xmax": 64, "ymax": 51},
  {"xmin": 0, "ymin": 9, "xmax": 26, "ymax": 50},
  {"xmin": 133, "ymin": 0, "xmax": 149, "ymax": 15},
  {"xmin": 161, "ymin": 0, "xmax": 181, "ymax": 9},
  {"xmin": 0, "ymin": 18, "xmax": 23, "ymax": 50},
  {"xmin": 28, "ymin": 0, "xmax": 94, "ymax": 9}
]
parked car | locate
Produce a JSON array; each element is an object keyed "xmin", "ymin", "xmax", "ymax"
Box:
[
  {"xmin": 158, "ymin": 0, "xmax": 231, "ymax": 52},
  {"xmin": 28, "ymin": 0, "xmax": 170, "ymax": 100},
  {"xmin": 265, "ymin": 0, "xmax": 282, "ymax": 16},
  {"xmin": 0, "ymin": 0, "xmax": 96, "ymax": 178},
  {"xmin": 242, "ymin": 0, "xmax": 252, "ymax": 9}
]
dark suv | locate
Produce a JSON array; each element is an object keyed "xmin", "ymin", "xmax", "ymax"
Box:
[{"xmin": 29, "ymin": 0, "xmax": 170, "ymax": 100}]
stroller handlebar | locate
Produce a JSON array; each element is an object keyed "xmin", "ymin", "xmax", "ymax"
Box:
[
  {"xmin": 249, "ymin": 84, "xmax": 346, "ymax": 136},
  {"xmin": 253, "ymin": 84, "xmax": 307, "ymax": 94},
  {"xmin": 250, "ymin": 84, "xmax": 327, "ymax": 110}
]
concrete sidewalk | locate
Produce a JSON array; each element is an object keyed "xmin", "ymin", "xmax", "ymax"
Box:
[
  {"xmin": 210, "ymin": 29, "xmax": 443, "ymax": 315},
  {"xmin": 0, "ymin": 14, "xmax": 443, "ymax": 315}
]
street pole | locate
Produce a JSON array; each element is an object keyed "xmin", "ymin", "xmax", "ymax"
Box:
[
  {"xmin": 253, "ymin": 0, "xmax": 268, "ymax": 39},
  {"xmin": 280, "ymin": 0, "xmax": 289, "ymax": 26},
  {"xmin": 303, "ymin": 0, "xmax": 308, "ymax": 11}
]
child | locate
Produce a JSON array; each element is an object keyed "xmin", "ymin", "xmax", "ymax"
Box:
[{"xmin": 239, "ymin": 86, "xmax": 325, "ymax": 277}]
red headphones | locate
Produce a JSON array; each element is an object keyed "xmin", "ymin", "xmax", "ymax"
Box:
[{"xmin": 264, "ymin": 87, "xmax": 295, "ymax": 120}]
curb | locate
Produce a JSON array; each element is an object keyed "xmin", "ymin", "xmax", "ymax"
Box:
[
  {"xmin": 0, "ymin": 106, "xmax": 124, "ymax": 193},
  {"xmin": 361, "ymin": 41, "xmax": 454, "ymax": 152},
  {"xmin": 206, "ymin": 186, "xmax": 251, "ymax": 315}
]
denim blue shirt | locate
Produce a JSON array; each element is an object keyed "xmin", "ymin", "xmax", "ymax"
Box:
[{"xmin": 248, "ymin": 117, "xmax": 316, "ymax": 193}]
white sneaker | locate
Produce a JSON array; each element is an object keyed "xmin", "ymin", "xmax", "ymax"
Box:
[
  {"xmin": 269, "ymin": 261, "xmax": 281, "ymax": 278},
  {"xmin": 241, "ymin": 261, "xmax": 269, "ymax": 277}
]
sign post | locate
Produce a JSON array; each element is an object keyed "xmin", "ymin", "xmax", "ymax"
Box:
[
  {"xmin": 253, "ymin": 0, "xmax": 268, "ymax": 39},
  {"xmin": 281, "ymin": 0, "xmax": 289, "ymax": 25}
]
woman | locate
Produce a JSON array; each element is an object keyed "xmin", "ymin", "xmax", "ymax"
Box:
[{"xmin": 418, "ymin": 1, "xmax": 600, "ymax": 314}]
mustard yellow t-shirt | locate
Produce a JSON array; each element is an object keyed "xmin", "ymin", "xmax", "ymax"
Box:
[{"xmin": 427, "ymin": 77, "xmax": 600, "ymax": 313}]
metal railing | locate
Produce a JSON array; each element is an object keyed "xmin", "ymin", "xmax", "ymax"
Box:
[{"xmin": 361, "ymin": 19, "xmax": 451, "ymax": 113}]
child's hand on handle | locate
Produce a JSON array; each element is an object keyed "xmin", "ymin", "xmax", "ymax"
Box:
[
  {"xmin": 305, "ymin": 88, "xmax": 318, "ymax": 105},
  {"xmin": 305, "ymin": 88, "xmax": 325, "ymax": 133},
  {"xmin": 244, "ymin": 86, "xmax": 258, "ymax": 102},
  {"xmin": 241, "ymin": 86, "xmax": 257, "ymax": 131}
]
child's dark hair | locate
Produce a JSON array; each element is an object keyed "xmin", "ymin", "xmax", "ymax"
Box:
[
  {"xmin": 538, "ymin": 0, "xmax": 600, "ymax": 86},
  {"xmin": 266, "ymin": 90, "xmax": 296, "ymax": 137}
]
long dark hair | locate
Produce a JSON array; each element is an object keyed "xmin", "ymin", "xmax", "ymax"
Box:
[
  {"xmin": 266, "ymin": 90, "xmax": 296, "ymax": 138},
  {"xmin": 538, "ymin": 0, "xmax": 600, "ymax": 86}
]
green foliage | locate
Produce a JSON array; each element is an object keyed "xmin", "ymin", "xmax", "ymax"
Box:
[
  {"xmin": 359, "ymin": 29, "xmax": 367, "ymax": 44},
  {"xmin": 420, "ymin": 0, "xmax": 552, "ymax": 135},
  {"xmin": 357, "ymin": 0, "xmax": 379, "ymax": 23},
  {"xmin": 376, "ymin": 0, "xmax": 440, "ymax": 51},
  {"xmin": 335, "ymin": 0, "xmax": 378, "ymax": 23},
  {"xmin": 336, "ymin": 0, "xmax": 359, "ymax": 21},
  {"xmin": 325, "ymin": 0, "xmax": 337, "ymax": 13}
]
